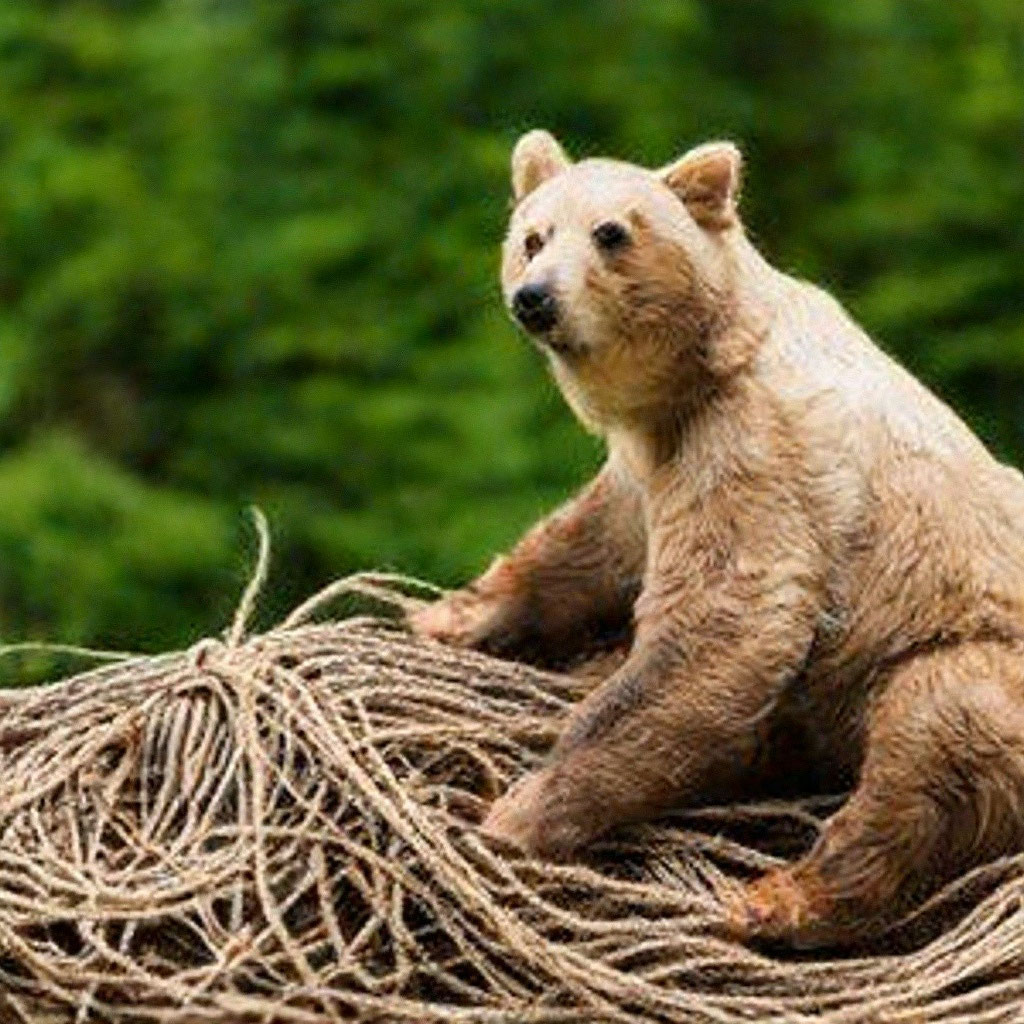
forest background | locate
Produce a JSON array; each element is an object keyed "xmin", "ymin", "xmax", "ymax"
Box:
[{"xmin": 0, "ymin": 1, "xmax": 1021, "ymax": 673}]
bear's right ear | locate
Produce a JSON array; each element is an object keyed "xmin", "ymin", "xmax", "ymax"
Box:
[{"xmin": 511, "ymin": 130, "xmax": 571, "ymax": 203}]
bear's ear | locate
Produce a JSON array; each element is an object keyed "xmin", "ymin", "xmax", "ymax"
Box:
[
  {"xmin": 511, "ymin": 130, "xmax": 571, "ymax": 203},
  {"xmin": 659, "ymin": 141, "xmax": 742, "ymax": 231}
]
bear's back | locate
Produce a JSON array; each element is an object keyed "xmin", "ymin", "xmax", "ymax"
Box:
[{"xmin": 760, "ymin": 272, "xmax": 1024, "ymax": 646}]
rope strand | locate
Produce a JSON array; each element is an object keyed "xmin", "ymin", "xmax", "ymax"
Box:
[{"xmin": 0, "ymin": 533, "xmax": 1021, "ymax": 1021}]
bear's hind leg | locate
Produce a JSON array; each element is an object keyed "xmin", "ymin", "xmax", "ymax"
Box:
[{"xmin": 730, "ymin": 641, "xmax": 1024, "ymax": 948}]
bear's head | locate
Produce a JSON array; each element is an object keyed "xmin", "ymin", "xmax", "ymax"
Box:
[{"xmin": 502, "ymin": 131, "xmax": 754, "ymax": 432}]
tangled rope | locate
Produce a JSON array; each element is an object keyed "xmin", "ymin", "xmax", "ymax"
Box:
[{"xmin": 1, "ymin": 513, "xmax": 1024, "ymax": 1023}]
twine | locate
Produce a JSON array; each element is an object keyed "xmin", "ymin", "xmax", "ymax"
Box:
[{"xmin": 0, "ymin": 511, "xmax": 1022, "ymax": 1022}]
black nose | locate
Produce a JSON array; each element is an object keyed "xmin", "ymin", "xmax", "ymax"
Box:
[{"xmin": 512, "ymin": 283, "xmax": 558, "ymax": 333}]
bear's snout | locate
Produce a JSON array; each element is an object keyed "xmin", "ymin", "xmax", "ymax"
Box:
[{"xmin": 512, "ymin": 283, "xmax": 559, "ymax": 334}]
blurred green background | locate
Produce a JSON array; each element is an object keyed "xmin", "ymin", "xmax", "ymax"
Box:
[{"xmin": 0, "ymin": 0, "xmax": 1022, "ymax": 670}]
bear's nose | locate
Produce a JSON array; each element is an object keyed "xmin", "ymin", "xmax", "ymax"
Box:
[{"xmin": 512, "ymin": 283, "xmax": 559, "ymax": 334}]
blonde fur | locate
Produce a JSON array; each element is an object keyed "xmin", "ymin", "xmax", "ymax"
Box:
[{"xmin": 411, "ymin": 134, "xmax": 1024, "ymax": 947}]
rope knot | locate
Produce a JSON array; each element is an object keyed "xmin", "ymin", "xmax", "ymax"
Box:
[{"xmin": 189, "ymin": 637, "xmax": 229, "ymax": 672}]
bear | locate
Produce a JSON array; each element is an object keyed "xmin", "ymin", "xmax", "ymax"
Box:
[{"xmin": 410, "ymin": 129, "xmax": 1024, "ymax": 948}]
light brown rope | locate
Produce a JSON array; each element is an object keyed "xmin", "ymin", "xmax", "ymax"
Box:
[{"xmin": 1, "ymin": 518, "xmax": 1023, "ymax": 1022}]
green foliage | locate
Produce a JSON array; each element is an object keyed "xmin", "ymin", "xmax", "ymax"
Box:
[{"xmin": 0, "ymin": 0, "xmax": 1022, "ymax": 664}]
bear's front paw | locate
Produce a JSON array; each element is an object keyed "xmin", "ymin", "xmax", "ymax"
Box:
[
  {"xmin": 480, "ymin": 768, "xmax": 590, "ymax": 861},
  {"xmin": 407, "ymin": 591, "xmax": 500, "ymax": 649},
  {"xmin": 725, "ymin": 867, "xmax": 832, "ymax": 946}
]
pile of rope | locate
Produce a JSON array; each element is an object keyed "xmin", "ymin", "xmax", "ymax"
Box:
[{"xmin": 2, "ymin": 520, "xmax": 1024, "ymax": 1023}]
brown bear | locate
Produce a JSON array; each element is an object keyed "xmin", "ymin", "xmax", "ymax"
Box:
[{"xmin": 410, "ymin": 130, "xmax": 1024, "ymax": 947}]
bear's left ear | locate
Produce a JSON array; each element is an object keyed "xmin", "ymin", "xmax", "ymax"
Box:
[
  {"xmin": 511, "ymin": 129, "xmax": 571, "ymax": 203},
  {"xmin": 659, "ymin": 141, "xmax": 742, "ymax": 231}
]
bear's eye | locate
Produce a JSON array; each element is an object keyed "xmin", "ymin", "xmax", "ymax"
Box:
[
  {"xmin": 523, "ymin": 231, "xmax": 544, "ymax": 261},
  {"xmin": 592, "ymin": 221, "xmax": 630, "ymax": 252}
]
